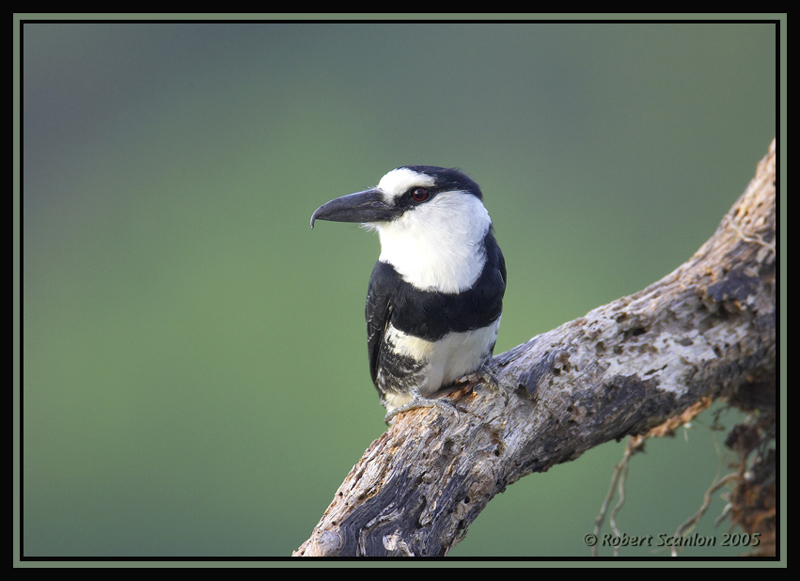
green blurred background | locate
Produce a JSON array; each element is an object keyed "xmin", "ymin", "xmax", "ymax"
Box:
[{"xmin": 18, "ymin": 18, "xmax": 776, "ymax": 559}]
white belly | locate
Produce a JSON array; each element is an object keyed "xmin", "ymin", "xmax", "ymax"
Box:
[{"xmin": 383, "ymin": 317, "xmax": 501, "ymax": 397}]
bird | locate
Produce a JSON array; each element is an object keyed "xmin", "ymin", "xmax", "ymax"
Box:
[{"xmin": 310, "ymin": 166, "xmax": 506, "ymax": 424}]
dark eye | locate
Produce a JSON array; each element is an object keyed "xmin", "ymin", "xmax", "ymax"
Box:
[{"xmin": 410, "ymin": 187, "xmax": 429, "ymax": 202}]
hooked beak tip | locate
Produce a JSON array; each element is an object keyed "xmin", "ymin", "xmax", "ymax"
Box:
[{"xmin": 309, "ymin": 209, "xmax": 319, "ymax": 229}]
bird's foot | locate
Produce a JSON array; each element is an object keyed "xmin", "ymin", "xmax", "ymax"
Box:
[
  {"xmin": 456, "ymin": 364, "xmax": 507, "ymax": 405},
  {"xmin": 384, "ymin": 394, "xmax": 460, "ymax": 425}
]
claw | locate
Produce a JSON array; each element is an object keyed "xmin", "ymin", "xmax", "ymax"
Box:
[
  {"xmin": 454, "ymin": 364, "xmax": 507, "ymax": 406},
  {"xmin": 384, "ymin": 394, "xmax": 460, "ymax": 425}
]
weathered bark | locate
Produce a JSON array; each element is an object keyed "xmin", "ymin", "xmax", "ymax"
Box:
[{"xmin": 294, "ymin": 139, "xmax": 777, "ymax": 557}]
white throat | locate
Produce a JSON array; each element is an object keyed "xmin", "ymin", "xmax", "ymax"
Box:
[{"xmin": 376, "ymin": 191, "xmax": 491, "ymax": 293}]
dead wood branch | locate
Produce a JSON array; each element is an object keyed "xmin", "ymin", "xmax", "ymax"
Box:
[{"xmin": 294, "ymin": 139, "xmax": 777, "ymax": 557}]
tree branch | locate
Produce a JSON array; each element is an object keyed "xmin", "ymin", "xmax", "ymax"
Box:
[{"xmin": 294, "ymin": 139, "xmax": 777, "ymax": 557}]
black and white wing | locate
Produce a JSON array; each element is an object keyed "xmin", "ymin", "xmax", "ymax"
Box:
[{"xmin": 365, "ymin": 261, "xmax": 396, "ymax": 387}]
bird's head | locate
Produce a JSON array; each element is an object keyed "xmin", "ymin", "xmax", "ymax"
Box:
[
  {"xmin": 310, "ymin": 165, "xmax": 489, "ymax": 231},
  {"xmin": 310, "ymin": 166, "xmax": 494, "ymax": 292}
]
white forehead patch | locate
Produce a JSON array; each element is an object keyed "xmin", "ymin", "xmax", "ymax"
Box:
[{"xmin": 377, "ymin": 168, "xmax": 436, "ymax": 201}]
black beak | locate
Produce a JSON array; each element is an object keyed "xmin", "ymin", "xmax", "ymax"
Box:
[{"xmin": 310, "ymin": 189, "xmax": 401, "ymax": 229}]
